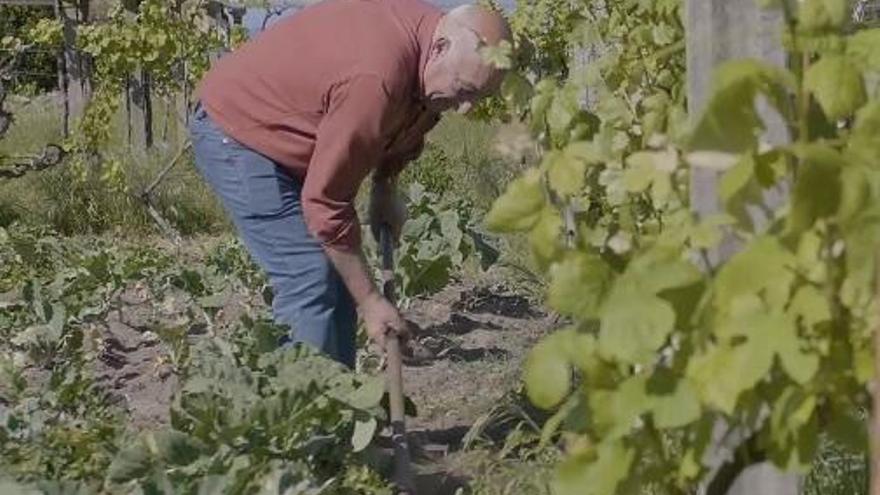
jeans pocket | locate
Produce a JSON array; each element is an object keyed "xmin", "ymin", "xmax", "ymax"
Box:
[{"xmin": 239, "ymin": 160, "xmax": 287, "ymax": 218}]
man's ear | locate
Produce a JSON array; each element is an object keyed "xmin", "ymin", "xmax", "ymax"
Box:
[{"xmin": 430, "ymin": 37, "xmax": 450, "ymax": 60}]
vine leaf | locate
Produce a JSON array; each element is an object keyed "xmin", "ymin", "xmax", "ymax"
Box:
[
  {"xmin": 485, "ymin": 168, "xmax": 545, "ymax": 232},
  {"xmin": 805, "ymin": 55, "xmax": 867, "ymax": 121}
]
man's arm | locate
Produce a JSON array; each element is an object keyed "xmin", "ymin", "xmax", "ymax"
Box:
[{"xmin": 301, "ymin": 74, "xmax": 407, "ymax": 346}]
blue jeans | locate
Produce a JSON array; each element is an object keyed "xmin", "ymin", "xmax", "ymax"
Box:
[{"xmin": 188, "ymin": 103, "xmax": 358, "ymax": 368}]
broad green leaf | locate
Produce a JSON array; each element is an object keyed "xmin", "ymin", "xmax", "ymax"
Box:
[
  {"xmin": 719, "ymin": 154, "xmax": 754, "ymax": 205},
  {"xmin": 479, "ymin": 40, "xmax": 513, "ymax": 69},
  {"xmin": 627, "ymin": 250, "xmax": 702, "ymax": 295},
  {"xmin": 850, "ymin": 100, "xmax": 880, "ymax": 159},
  {"xmin": 768, "ymin": 387, "xmax": 819, "ymax": 472},
  {"xmin": 592, "ymin": 376, "xmax": 650, "ymax": 438},
  {"xmin": 770, "ymin": 317, "xmax": 820, "ymax": 384},
  {"xmin": 648, "ymin": 374, "xmax": 702, "ymax": 429},
  {"xmin": 562, "ymin": 330, "xmax": 603, "ymax": 378},
  {"xmin": 719, "ymin": 307, "xmax": 819, "ymax": 384},
  {"xmin": 343, "ymin": 376, "xmax": 385, "ymax": 410},
  {"xmin": 599, "ymin": 288, "xmax": 676, "ymax": 364},
  {"xmin": 687, "ymin": 340, "xmax": 774, "ymax": 414},
  {"xmin": 847, "ymin": 28, "xmax": 880, "ymax": 70},
  {"xmin": 804, "ymin": 55, "xmax": 866, "ymax": 121},
  {"xmin": 787, "ymin": 144, "xmax": 843, "ymax": 234},
  {"xmin": 352, "ymin": 417, "xmax": 377, "ymax": 452},
  {"xmin": 714, "ymin": 236, "xmax": 796, "ymax": 313},
  {"xmin": 528, "ymin": 208, "xmax": 564, "ymax": 270},
  {"xmin": 501, "ymin": 72, "xmax": 534, "ymax": 113},
  {"xmin": 688, "ymin": 60, "xmax": 795, "ymax": 153},
  {"xmin": 788, "ymin": 286, "xmax": 831, "ymax": 329},
  {"xmin": 820, "ymin": 0, "xmax": 850, "ymax": 27},
  {"xmin": 485, "ymin": 168, "xmax": 544, "ymax": 232},
  {"xmin": 524, "ymin": 333, "xmax": 572, "ymax": 409},
  {"xmin": 554, "ymin": 441, "xmax": 634, "ymax": 495},
  {"xmin": 837, "ymin": 164, "xmax": 869, "ymax": 224},
  {"xmin": 622, "ymin": 153, "xmax": 657, "ymax": 192},
  {"xmin": 548, "ymin": 89, "xmax": 579, "ymax": 143},
  {"xmin": 547, "ymin": 252, "xmax": 613, "ymax": 319},
  {"xmin": 800, "ymin": 0, "xmax": 848, "ymax": 30},
  {"xmin": 547, "ymin": 150, "xmax": 586, "ymax": 197}
]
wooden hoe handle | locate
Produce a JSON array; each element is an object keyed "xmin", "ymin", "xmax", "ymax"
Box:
[{"xmin": 379, "ymin": 225, "xmax": 415, "ymax": 494}]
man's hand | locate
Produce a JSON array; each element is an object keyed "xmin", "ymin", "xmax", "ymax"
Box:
[
  {"xmin": 369, "ymin": 179, "xmax": 407, "ymax": 244},
  {"xmin": 360, "ymin": 292, "xmax": 409, "ymax": 348}
]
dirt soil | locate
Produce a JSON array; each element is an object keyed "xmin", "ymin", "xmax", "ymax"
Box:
[{"xmin": 89, "ymin": 254, "xmax": 555, "ymax": 493}]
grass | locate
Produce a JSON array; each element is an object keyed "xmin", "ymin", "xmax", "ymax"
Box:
[{"xmin": 0, "ymin": 92, "xmax": 228, "ymax": 234}]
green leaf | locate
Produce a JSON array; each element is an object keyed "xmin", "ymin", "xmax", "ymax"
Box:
[
  {"xmin": 592, "ymin": 376, "xmax": 650, "ymax": 438},
  {"xmin": 687, "ymin": 339, "xmax": 774, "ymax": 414},
  {"xmin": 770, "ymin": 316, "xmax": 820, "ymax": 384},
  {"xmin": 788, "ymin": 286, "xmax": 831, "ymax": 329},
  {"xmin": 149, "ymin": 429, "xmax": 205, "ymax": 466},
  {"xmin": 847, "ymin": 28, "xmax": 880, "ymax": 70},
  {"xmin": 800, "ymin": 0, "xmax": 848, "ymax": 31},
  {"xmin": 343, "ymin": 376, "xmax": 385, "ymax": 410},
  {"xmin": 485, "ymin": 168, "xmax": 545, "ymax": 232},
  {"xmin": 804, "ymin": 55, "xmax": 866, "ymax": 121},
  {"xmin": 787, "ymin": 144, "xmax": 843, "ymax": 234},
  {"xmin": 599, "ymin": 288, "xmax": 676, "ymax": 364},
  {"xmin": 622, "ymin": 153, "xmax": 657, "ymax": 193},
  {"xmin": 850, "ymin": 100, "xmax": 880, "ymax": 159},
  {"xmin": 688, "ymin": 60, "xmax": 795, "ymax": 153},
  {"xmin": 547, "ymin": 252, "xmax": 613, "ymax": 320},
  {"xmin": 837, "ymin": 163, "xmax": 869, "ymax": 224},
  {"xmin": 547, "ymin": 150, "xmax": 586, "ymax": 197},
  {"xmin": 553, "ymin": 441, "xmax": 634, "ymax": 495},
  {"xmin": 648, "ymin": 374, "xmax": 702, "ymax": 429},
  {"xmin": 547, "ymin": 89, "xmax": 578, "ymax": 143},
  {"xmin": 352, "ymin": 417, "xmax": 377, "ymax": 452},
  {"xmin": 524, "ymin": 333, "xmax": 572, "ymax": 410},
  {"xmin": 768, "ymin": 387, "xmax": 819, "ymax": 472},
  {"xmin": 719, "ymin": 154, "xmax": 754, "ymax": 205},
  {"xmin": 107, "ymin": 442, "xmax": 153, "ymax": 483},
  {"xmin": 714, "ymin": 237, "xmax": 796, "ymax": 313},
  {"xmin": 501, "ymin": 72, "xmax": 534, "ymax": 113},
  {"xmin": 528, "ymin": 207, "xmax": 564, "ymax": 270}
]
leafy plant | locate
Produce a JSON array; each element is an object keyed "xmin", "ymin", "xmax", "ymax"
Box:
[
  {"xmin": 487, "ymin": 0, "xmax": 880, "ymax": 493},
  {"xmin": 393, "ymin": 182, "xmax": 499, "ymax": 300},
  {"xmin": 0, "ymin": 224, "xmax": 393, "ymax": 493}
]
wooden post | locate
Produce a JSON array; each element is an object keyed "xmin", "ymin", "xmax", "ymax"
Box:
[
  {"xmin": 58, "ymin": 0, "xmax": 90, "ymax": 126},
  {"xmin": 126, "ymin": 70, "xmax": 153, "ymax": 150},
  {"xmin": 686, "ymin": 1, "xmax": 800, "ymax": 494}
]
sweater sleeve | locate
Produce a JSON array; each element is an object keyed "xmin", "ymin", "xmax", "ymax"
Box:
[{"xmin": 301, "ymin": 74, "xmax": 396, "ymax": 250}]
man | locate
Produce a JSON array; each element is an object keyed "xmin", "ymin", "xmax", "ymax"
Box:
[{"xmin": 189, "ymin": 0, "xmax": 511, "ymax": 368}]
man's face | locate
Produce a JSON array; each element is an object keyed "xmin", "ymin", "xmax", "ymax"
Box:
[{"xmin": 423, "ymin": 29, "xmax": 501, "ymax": 114}]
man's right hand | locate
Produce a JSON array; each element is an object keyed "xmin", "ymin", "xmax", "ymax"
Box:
[{"xmin": 360, "ymin": 292, "xmax": 409, "ymax": 348}]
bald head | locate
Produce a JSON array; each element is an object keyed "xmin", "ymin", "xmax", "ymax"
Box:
[
  {"xmin": 443, "ymin": 5, "xmax": 513, "ymax": 48},
  {"xmin": 421, "ymin": 5, "xmax": 512, "ymax": 113}
]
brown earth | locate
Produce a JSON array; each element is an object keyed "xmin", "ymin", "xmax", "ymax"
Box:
[{"xmin": 86, "ymin": 255, "xmax": 555, "ymax": 493}]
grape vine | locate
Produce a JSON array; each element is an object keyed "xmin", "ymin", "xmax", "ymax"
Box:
[{"xmin": 488, "ymin": 0, "xmax": 880, "ymax": 493}]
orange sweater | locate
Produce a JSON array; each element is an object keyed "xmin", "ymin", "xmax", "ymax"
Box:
[{"xmin": 196, "ymin": 0, "xmax": 442, "ymax": 249}]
